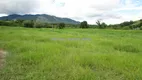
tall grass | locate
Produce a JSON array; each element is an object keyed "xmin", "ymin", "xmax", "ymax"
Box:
[{"xmin": 0, "ymin": 26, "xmax": 142, "ymax": 80}]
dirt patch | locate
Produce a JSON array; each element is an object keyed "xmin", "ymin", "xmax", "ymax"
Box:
[{"xmin": 0, "ymin": 49, "xmax": 6, "ymax": 69}]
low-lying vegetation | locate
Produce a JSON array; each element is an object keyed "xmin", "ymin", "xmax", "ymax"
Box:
[
  {"xmin": 0, "ymin": 26, "xmax": 142, "ymax": 80},
  {"xmin": 114, "ymin": 45, "xmax": 140, "ymax": 53}
]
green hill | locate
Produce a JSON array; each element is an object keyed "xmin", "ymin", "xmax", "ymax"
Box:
[{"xmin": 109, "ymin": 19, "xmax": 142, "ymax": 30}]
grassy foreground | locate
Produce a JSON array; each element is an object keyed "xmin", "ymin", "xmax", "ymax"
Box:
[{"xmin": 0, "ymin": 26, "xmax": 142, "ymax": 80}]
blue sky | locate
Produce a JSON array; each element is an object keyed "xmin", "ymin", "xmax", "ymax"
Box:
[{"xmin": 0, "ymin": 0, "xmax": 142, "ymax": 24}]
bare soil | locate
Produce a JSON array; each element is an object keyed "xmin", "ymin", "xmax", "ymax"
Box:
[{"xmin": 0, "ymin": 49, "xmax": 6, "ymax": 69}]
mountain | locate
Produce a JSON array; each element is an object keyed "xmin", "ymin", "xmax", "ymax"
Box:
[{"xmin": 0, "ymin": 14, "xmax": 80, "ymax": 24}]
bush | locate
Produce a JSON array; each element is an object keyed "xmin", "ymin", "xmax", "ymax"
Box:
[
  {"xmin": 101, "ymin": 22, "xmax": 107, "ymax": 29},
  {"xmin": 0, "ymin": 21, "xmax": 9, "ymax": 26},
  {"xmin": 140, "ymin": 26, "xmax": 142, "ymax": 30},
  {"xmin": 111, "ymin": 25, "xmax": 121, "ymax": 29},
  {"xmin": 0, "ymin": 20, "xmax": 18, "ymax": 26},
  {"xmin": 80, "ymin": 21, "xmax": 88, "ymax": 28},
  {"xmin": 123, "ymin": 26, "xmax": 131, "ymax": 30},
  {"xmin": 57, "ymin": 23, "xmax": 65, "ymax": 29},
  {"xmin": 23, "ymin": 20, "xmax": 34, "ymax": 28},
  {"xmin": 14, "ymin": 19, "xmax": 24, "ymax": 25},
  {"xmin": 34, "ymin": 22, "xmax": 46, "ymax": 28},
  {"xmin": 96, "ymin": 20, "xmax": 107, "ymax": 29}
]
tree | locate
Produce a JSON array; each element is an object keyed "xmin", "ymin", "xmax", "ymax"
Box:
[
  {"xmin": 123, "ymin": 26, "xmax": 131, "ymax": 30},
  {"xmin": 96, "ymin": 20, "xmax": 107, "ymax": 29},
  {"xmin": 23, "ymin": 20, "xmax": 34, "ymax": 28},
  {"xmin": 96, "ymin": 20, "xmax": 101, "ymax": 28},
  {"xmin": 101, "ymin": 22, "xmax": 107, "ymax": 29},
  {"xmin": 58, "ymin": 23, "xmax": 65, "ymax": 29},
  {"xmin": 130, "ymin": 22, "xmax": 141, "ymax": 29},
  {"xmin": 140, "ymin": 26, "xmax": 142, "ymax": 30},
  {"xmin": 80, "ymin": 21, "xmax": 88, "ymax": 28},
  {"xmin": 34, "ymin": 22, "xmax": 46, "ymax": 28},
  {"xmin": 15, "ymin": 19, "xmax": 24, "ymax": 24},
  {"xmin": 140, "ymin": 20, "xmax": 142, "ymax": 26}
]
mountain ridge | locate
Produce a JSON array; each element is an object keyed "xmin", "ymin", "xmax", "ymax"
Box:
[{"xmin": 0, "ymin": 14, "xmax": 80, "ymax": 24}]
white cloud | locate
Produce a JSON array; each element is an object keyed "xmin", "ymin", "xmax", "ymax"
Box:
[
  {"xmin": 0, "ymin": 0, "xmax": 39, "ymax": 14},
  {"xmin": 0, "ymin": 0, "xmax": 141, "ymax": 24},
  {"xmin": 0, "ymin": 14, "xmax": 7, "ymax": 17},
  {"xmin": 36, "ymin": 0, "xmax": 121, "ymax": 23}
]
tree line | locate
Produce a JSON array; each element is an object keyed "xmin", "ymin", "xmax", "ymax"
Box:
[
  {"xmin": 0, "ymin": 20, "xmax": 65, "ymax": 29},
  {"xmin": 0, "ymin": 19, "xmax": 142, "ymax": 30}
]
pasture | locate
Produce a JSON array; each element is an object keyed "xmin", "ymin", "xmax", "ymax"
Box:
[{"xmin": 0, "ymin": 26, "xmax": 142, "ymax": 80}]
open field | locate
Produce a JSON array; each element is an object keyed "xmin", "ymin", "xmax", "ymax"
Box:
[{"xmin": 0, "ymin": 26, "xmax": 142, "ymax": 80}]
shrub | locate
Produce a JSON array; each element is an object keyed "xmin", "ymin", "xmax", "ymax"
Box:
[
  {"xmin": 101, "ymin": 22, "xmax": 107, "ymax": 29},
  {"xmin": 112, "ymin": 25, "xmax": 121, "ymax": 30},
  {"xmin": 57, "ymin": 23, "xmax": 65, "ymax": 29},
  {"xmin": 140, "ymin": 26, "xmax": 142, "ymax": 30},
  {"xmin": 34, "ymin": 22, "xmax": 46, "ymax": 28},
  {"xmin": 44, "ymin": 23, "xmax": 53, "ymax": 28},
  {"xmin": 80, "ymin": 21, "xmax": 88, "ymax": 28},
  {"xmin": 0, "ymin": 21, "xmax": 18, "ymax": 26},
  {"xmin": 123, "ymin": 26, "xmax": 131, "ymax": 30},
  {"xmin": 23, "ymin": 20, "xmax": 34, "ymax": 28},
  {"xmin": 14, "ymin": 19, "xmax": 24, "ymax": 25},
  {"xmin": 0, "ymin": 21, "xmax": 10, "ymax": 26},
  {"xmin": 96, "ymin": 20, "xmax": 107, "ymax": 29}
]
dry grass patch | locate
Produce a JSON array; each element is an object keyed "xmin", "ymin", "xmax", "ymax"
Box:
[{"xmin": 0, "ymin": 49, "xmax": 7, "ymax": 69}]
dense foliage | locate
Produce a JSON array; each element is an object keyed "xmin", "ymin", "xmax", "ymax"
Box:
[
  {"xmin": 96, "ymin": 20, "xmax": 107, "ymax": 29},
  {"xmin": 0, "ymin": 19, "xmax": 142, "ymax": 30},
  {"xmin": 23, "ymin": 20, "xmax": 34, "ymax": 28},
  {"xmin": 80, "ymin": 21, "xmax": 89, "ymax": 28},
  {"xmin": 0, "ymin": 20, "xmax": 21, "ymax": 26},
  {"xmin": 108, "ymin": 20, "xmax": 142, "ymax": 30},
  {"xmin": 57, "ymin": 23, "xmax": 65, "ymax": 29}
]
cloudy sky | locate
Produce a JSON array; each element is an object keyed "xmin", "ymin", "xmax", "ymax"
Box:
[{"xmin": 0, "ymin": 0, "xmax": 142, "ymax": 24}]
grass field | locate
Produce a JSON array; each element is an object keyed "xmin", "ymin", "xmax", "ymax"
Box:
[{"xmin": 0, "ymin": 26, "xmax": 142, "ymax": 80}]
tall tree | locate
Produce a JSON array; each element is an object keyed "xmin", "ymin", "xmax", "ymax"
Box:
[
  {"xmin": 96, "ymin": 20, "xmax": 101, "ymax": 28},
  {"xmin": 96, "ymin": 20, "xmax": 107, "ymax": 29},
  {"xmin": 80, "ymin": 21, "xmax": 88, "ymax": 28}
]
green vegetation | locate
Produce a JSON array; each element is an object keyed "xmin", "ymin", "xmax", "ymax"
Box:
[
  {"xmin": 33, "ymin": 22, "xmax": 49, "ymax": 28},
  {"xmin": 0, "ymin": 26, "xmax": 142, "ymax": 80},
  {"xmin": 80, "ymin": 21, "xmax": 89, "ymax": 28},
  {"xmin": 96, "ymin": 20, "xmax": 107, "ymax": 29},
  {"xmin": 1, "ymin": 19, "xmax": 142, "ymax": 30},
  {"xmin": 57, "ymin": 23, "xmax": 65, "ymax": 29},
  {"xmin": 108, "ymin": 19, "xmax": 142, "ymax": 30},
  {"xmin": 23, "ymin": 20, "xmax": 34, "ymax": 28}
]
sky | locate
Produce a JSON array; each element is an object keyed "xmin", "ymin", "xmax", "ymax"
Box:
[{"xmin": 0, "ymin": 0, "xmax": 142, "ymax": 24}]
